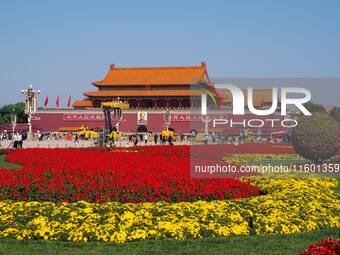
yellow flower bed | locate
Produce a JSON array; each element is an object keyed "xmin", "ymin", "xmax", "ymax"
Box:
[
  {"xmin": 0, "ymin": 200, "xmax": 250, "ymax": 243},
  {"xmin": 224, "ymin": 153, "xmax": 304, "ymax": 165},
  {"xmin": 0, "ymin": 178, "xmax": 338, "ymax": 243},
  {"xmin": 245, "ymin": 177, "xmax": 339, "ymax": 234}
]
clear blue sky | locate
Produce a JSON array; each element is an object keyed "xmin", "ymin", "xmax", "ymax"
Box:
[{"xmin": 0, "ymin": 0, "xmax": 339, "ymax": 106}]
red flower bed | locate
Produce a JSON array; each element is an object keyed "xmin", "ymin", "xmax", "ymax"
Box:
[
  {"xmin": 0, "ymin": 148, "xmax": 13, "ymax": 155},
  {"xmin": 301, "ymin": 238, "xmax": 339, "ymax": 255},
  {"xmin": 0, "ymin": 146, "xmax": 260, "ymax": 203}
]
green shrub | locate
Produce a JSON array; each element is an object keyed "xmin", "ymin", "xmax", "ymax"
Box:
[
  {"xmin": 330, "ymin": 107, "xmax": 340, "ymax": 124},
  {"xmin": 292, "ymin": 113, "xmax": 340, "ymax": 161}
]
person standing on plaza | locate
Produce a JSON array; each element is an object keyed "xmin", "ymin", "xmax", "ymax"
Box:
[
  {"xmin": 74, "ymin": 133, "xmax": 79, "ymax": 143},
  {"xmin": 13, "ymin": 132, "xmax": 19, "ymax": 148},
  {"xmin": 180, "ymin": 134, "xmax": 184, "ymax": 143},
  {"xmin": 18, "ymin": 132, "xmax": 23, "ymax": 148},
  {"xmin": 133, "ymin": 136, "xmax": 138, "ymax": 146},
  {"xmin": 13, "ymin": 132, "xmax": 17, "ymax": 148},
  {"xmin": 144, "ymin": 133, "xmax": 148, "ymax": 145},
  {"xmin": 153, "ymin": 133, "xmax": 158, "ymax": 144}
]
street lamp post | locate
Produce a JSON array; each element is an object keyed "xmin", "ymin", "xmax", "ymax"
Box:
[
  {"xmin": 163, "ymin": 108, "xmax": 171, "ymax": 130},
  {"xmin": 21, "ymin": 85, "xmax": 40, "ymax": 139},
  {"xmin": 201, "ymin": 115, "xmax": 211, "ymax": 134},
  {"xmin": 10, "ymin": 114, "xmax": 17, "ymax": 134}
]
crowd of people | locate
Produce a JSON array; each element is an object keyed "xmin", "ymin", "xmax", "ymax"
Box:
[
  {"xmin": 0, "ymin": 130, "xmax": 27, "ymax": 148},
  {"xmin": 0, "ymin": 128, "xmax": 290, "ymax": 149},
  {"xmin": 127, "ymin": 132, "xmax": 181, "ymax": 146}
]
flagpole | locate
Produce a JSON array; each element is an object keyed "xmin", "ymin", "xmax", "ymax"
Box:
[
  {"xmin": 44, "ymin": 96, "xmax": 48, "ymax": 109},
  {"xmin": 67, "ymin": 96, "xmax": 71, "ymax": 108}
]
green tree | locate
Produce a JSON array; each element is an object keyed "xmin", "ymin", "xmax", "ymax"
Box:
[
  {"xmin": 330, "ymin": 106, "xmax": 340, "ymax": 124},
  {"xmin": 292, "ymin": 113, "xmax": 340, "ymax": 161},
  {"xmin": 0, "ymin": 102, "xmax": 27, "ymax": 124},
  {"xmin": 303, "ymin": 102, "xmax": 326, "ymax": 113}
]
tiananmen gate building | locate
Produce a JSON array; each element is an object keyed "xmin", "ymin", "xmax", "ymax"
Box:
[
  {"xmin": 72, "ymin": 62, "xmax": 216, "ymax": 109},
  {"xmin": 31, "ymin": 62, "xmax": 288, "ymax": 136}
]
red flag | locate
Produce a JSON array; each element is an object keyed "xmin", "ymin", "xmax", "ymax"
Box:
[
  {"xmin": 44, "ymin": 96, "xmax": 49, "ymax": 107},
  {"xmin": 56, "ymin": 96, "xmax": 60, "ymax": 108},
  {"xmin": 67, "ymin": 96, "xmax": 71, "ymax": 107}
]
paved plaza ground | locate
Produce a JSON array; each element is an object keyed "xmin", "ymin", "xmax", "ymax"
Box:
[
  {"xmin": 0, "ymin": 138, "xmax": 190, "ymax": 149},
  {"xmin": 0, "ymin": 139, "xmax": 97, "ymax": 149}
]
